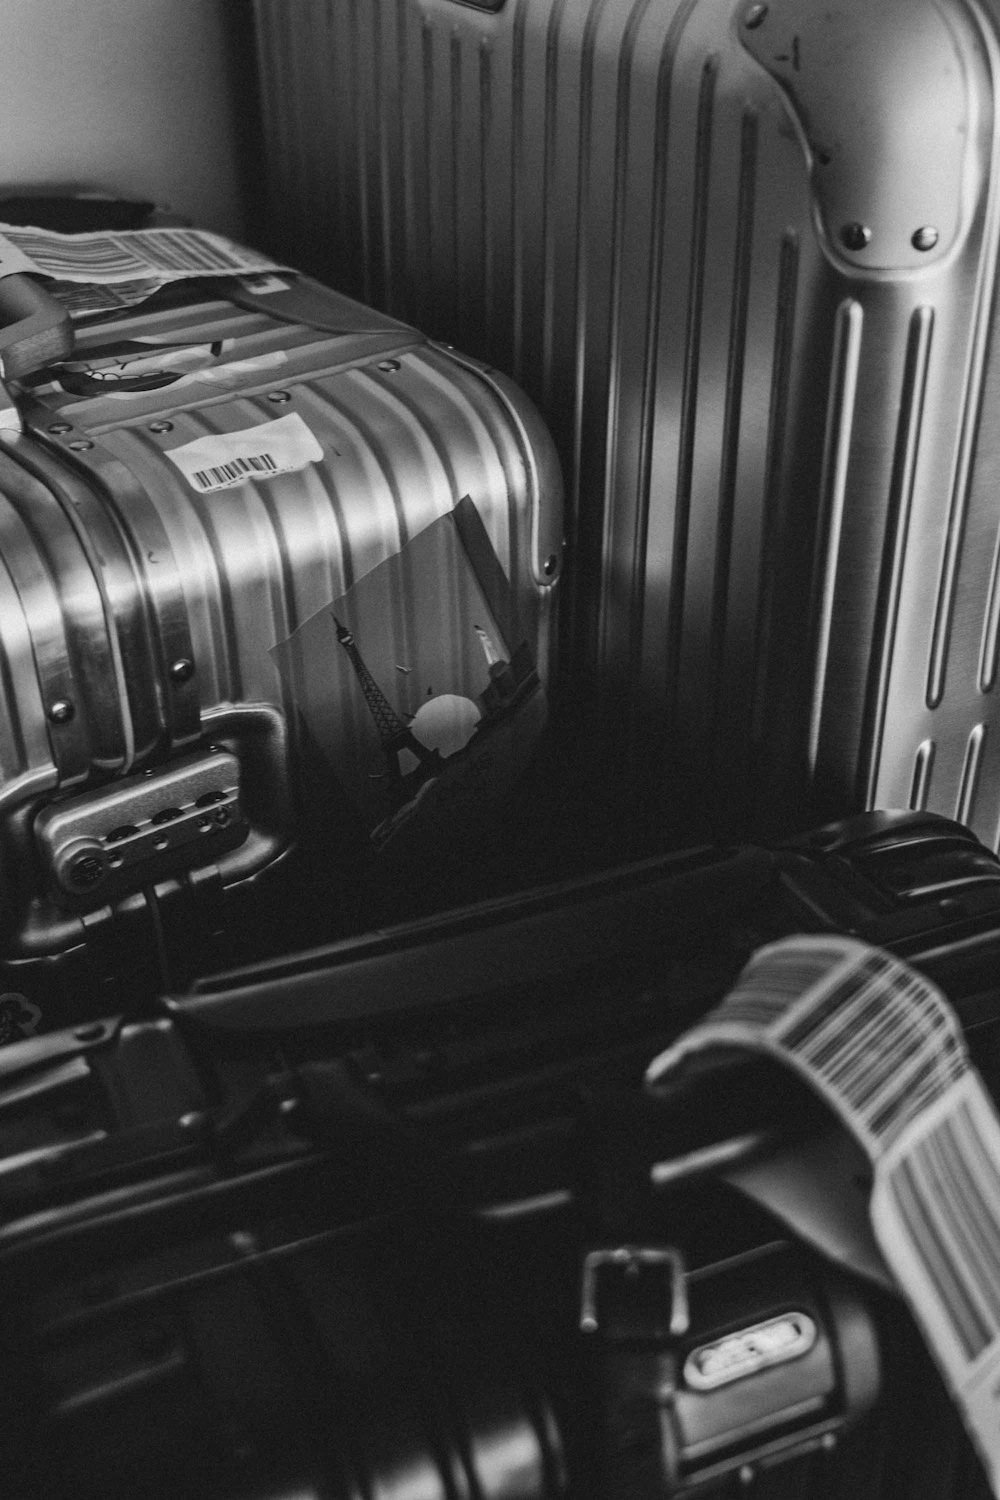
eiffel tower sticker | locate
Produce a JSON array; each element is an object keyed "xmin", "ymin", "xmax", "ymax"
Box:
[{"xmin": 332, "ymin": 615, "xmax": 443, "ymax": 807}]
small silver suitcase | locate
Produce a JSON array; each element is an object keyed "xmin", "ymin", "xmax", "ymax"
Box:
[
  {"xmin": 0, "ymin": 253, "xmax": 561, "ymax": 1024},
  {"xmin": 252, "ymin": 0, "xmax": 1000, "ymax": 845}
]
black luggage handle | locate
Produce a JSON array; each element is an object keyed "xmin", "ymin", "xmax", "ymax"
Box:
[{"xmin": 0, "ymin": 272, "xmax": 73, "ymax": 381}]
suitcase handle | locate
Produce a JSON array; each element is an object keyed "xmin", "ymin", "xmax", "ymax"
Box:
[{"xmin": 0, "ymin": 272, "xmax": 73, "ymax": 380}]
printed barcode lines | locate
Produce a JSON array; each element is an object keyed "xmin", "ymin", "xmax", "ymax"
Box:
[
  {"xmin": 4, "ymin": 227, "xmax": 273, "ymax": 282},
  {"xmin": 711, "ymin": 942, "xmax": 850, "ymax": 1030},
  {"xmin": 887, "ymin": 1096, "xmax": 1000, "ymax": 1363},
  {"xmin": 192, "ymin": 453, "xmax": 278, "ymax": 491},
  {"xmin": 777, "ymin": 949, "xmax": 967, "ymax": 1147},
  {"xmin": 129, "ymin": 230, "xmax": 259, "ymax": 275},
  {"xmin": 7, "ymin": 229, "xmax": 142, "ymax": 274}
]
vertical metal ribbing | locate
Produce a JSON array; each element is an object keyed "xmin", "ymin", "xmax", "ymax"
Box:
[
  {"xmin": 807, "ymin": 298, "xmax": 864, "ymax": 773},
  {"xmin": 862, "ymin": 305, "xmax": 935, "ymax": 806},
  {"xmin": 910, "ymin": 738, "xmax": 935, "ymax": 810},
  {"xmin": 566, "ymin": 0, "xmax": 616, "ymax": 665},
  {"xmin": 598, "ymin": 0, "xmax": 677, "ymax": 677},
  {"xmin": 979, "ymin": 522, "xmax": 1000, "ymax": 694},
  {"xmin": 663, "ymin": 56, "xmax": 718, "ymax": 728},
  {"xmin": 707, "ymin": 105, "xmax": 758, "ymax": 739},
  {"xmin": 956, "ymin": 723, "xmax": 986, "ymax": 827},
  {"xmin": 510, "ymin": 0, "xmax": 529, "ymax": 381},
  {"xmin": 449, "ymin": 27, "xmax": 464, "ymax": 329},
  {"xmin": 421, "ymin": 16, "xmax": 437, "ymax": 333},
  {"xmin": 397, "ymin": 0, "xmax": 421, "ymax": 324},
  {"xmin": 480, "ymin": 36, "xmax": 497, "ymax": 350},
  {"xmin": 627, "ymin": 0, "xmax": 702, "ymax": 690},
  {"xmin": 751, "ymin": 231, "xmax": 799, "ymax": 744},
  {"xmin": 376, "ymin": 0, "xmax": 397, "ymax": 313},
  {"xmin": 540, "ymin": 0, "xmax": 572, "ymax": 410},
  {"xmin": 0, "ymin": 551, "xmax": 30, "ymax": 776},
  {"xmin": 927, "ymin": 60, "xmax": 1000, "ymax": 711},
  {"xmin": 348, "ymin": 0, "xmax": 374, "ymax": 307}
]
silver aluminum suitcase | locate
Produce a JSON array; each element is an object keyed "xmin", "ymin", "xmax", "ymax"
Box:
[
  {"xmin": 252, "ymin": 0, "xmax": 1000, "ymax": 844},
  {"xmin": 0, "ymin": 262, "xmax": 561, "ymax": 1025}
]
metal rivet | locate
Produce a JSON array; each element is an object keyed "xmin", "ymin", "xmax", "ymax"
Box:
[
  {"xmin": 267, "ymin": 390, "xmax": 292, "ymax": 403},
  {"xmin": 74, "ymin": 1023, "xmax": 106, "ymax": 1043},
  {"xmin": 377, "ymin": 360, "xmax": 401, "ymax": 374},
  {"xmin": 841, "ymin": 222, "xmax": 872, "ymax": 251},
  {"xmin": 543, "ymin": 553, "xmax": 558, "ymax": 577},
  {"xmin": 170, "ymin": 657, "xmax": 195, "ymax": 684},
  {"xmin": 48, "ymin": 421, "xmax": 72, "ymax": 435},
  {"xmin": 912, "ymin": 225, "xmax": 939, "ymax": 252},
  {"xmin": 744, "ymin": 3, "xmax": 768, "ymax": 26},
  {"xmin": 48, "ymin": 699, "xmax": 75, "ymax": 725},
  {"xmin": 68, "ymin": 439, "xmax": 94, "ymax": 451},
  {"xmin": 149, "ymin": 419, "xmax": 174, "ymax": 434}
]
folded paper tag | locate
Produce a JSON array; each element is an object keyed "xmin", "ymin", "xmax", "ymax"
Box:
[
  {"xmin": 646, "ymin": 936, "xmax": 1000, "ymax": 1494},
  {"xmin": 0, "ymin": 223, "xmax": 292, "ymax": 318}
]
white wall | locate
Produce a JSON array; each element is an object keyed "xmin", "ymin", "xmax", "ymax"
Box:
[{"xmin": 0, "ymin": 0, "xmax": 254, "ymax": 239}]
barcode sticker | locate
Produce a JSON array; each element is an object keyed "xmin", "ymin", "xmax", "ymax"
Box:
[
  {"xmin": 0, "ymin": 224, "xmax": 288, "ymax": 284},
  {"xmin": 874, "ymin": 1075, "xmax": 1000, "ymax": 1487},
  {"xmin": 0, "ymin": 224, "xmax": 294, "ymax": 320},
  {"xmin": 646, "ymin": 935, "xmax": 1000, "ymax": 1494},
  {"xmin": 163, "ymin": 413, "xmax": 322, "ymax": 494}
]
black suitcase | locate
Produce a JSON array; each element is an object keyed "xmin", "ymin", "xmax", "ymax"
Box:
[{"xmin": 3, "ymin": 809, "xmax": 999, "ymax": 1499}]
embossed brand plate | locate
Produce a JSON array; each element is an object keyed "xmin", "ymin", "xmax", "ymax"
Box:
[{"xmin": 683, "ymin": 1311, "xmax": 817, "ymax": 1391}]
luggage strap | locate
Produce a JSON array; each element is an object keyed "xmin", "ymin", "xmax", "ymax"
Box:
[{"xmin": 576, "ymin": 1085, "xmax": 687, "ymax": 1497}]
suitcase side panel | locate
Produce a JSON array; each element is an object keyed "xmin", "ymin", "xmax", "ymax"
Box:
[
  {"xmin": 253, "ymin": 0, "xmax": 1000, "ymax": 843},
  {"xmin": 2, "ymin": 288, "xmax": 561, "ymax": 952}
]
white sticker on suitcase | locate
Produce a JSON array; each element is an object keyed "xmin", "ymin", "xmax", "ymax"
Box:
[{"xmin": 163, "ymin": 412, "xmax": 322, "ymax": 493}]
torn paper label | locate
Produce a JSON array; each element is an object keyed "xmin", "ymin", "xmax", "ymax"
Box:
[
  {"xmin": 164, "ymin": 412, "xmax": 321, "ymax": 494},
  {"xmin": 0, "ymin": 223, "xmax": 294, "ymax": 319},
  {"xmin": 0, "ymin": 224, "xmax": 289, "ymax": 284}
]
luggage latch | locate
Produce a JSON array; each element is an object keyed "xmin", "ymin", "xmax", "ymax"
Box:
[
  {"xmin": 34, "ymin": 748, "xmax": 248, "ymax": 906},
  {"xmin": 580, "ymin": 1245, "xmax": 689, "ymax": 1341}
]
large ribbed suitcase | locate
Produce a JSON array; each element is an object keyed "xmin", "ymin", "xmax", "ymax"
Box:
[
  {"xmin": 0, "ymin": 243, "xmax": 561, "ymax": 1027},
  {"xmin": 252, "ymin": 0, "xmax": 1000, "ymax": 844}
]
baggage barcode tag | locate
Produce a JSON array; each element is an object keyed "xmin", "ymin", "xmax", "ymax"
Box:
[
  {"xmin": 646, "ymin": 936, "xmax": 1000, "ymax": 1495},
  {"xmin": 163, "ymin": 413, "xmax": 322, "ymax": 493},
  {"xmin": 0, "ymin": 224, "xmax": 293, "ymax": 319},
  {"xmin": 0, "ymin": 224, "xmax": 289, "ymax": 284}
]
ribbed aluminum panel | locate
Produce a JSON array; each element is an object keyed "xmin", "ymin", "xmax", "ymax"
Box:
[
  {"xmin": 0, "ymin": 280, "xmax": 559, "ymax": 955},
  {"xmin": 252, "ymin": 0, "xmax": 1000, "ymax": 846},
  {"xmin": 19, "ymin": 288, "xmax": 558, "ymax": 748}
]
